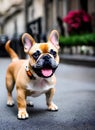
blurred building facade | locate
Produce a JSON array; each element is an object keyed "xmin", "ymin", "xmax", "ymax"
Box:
[{"xmin": 0, "ymin": 0, "xmax": 95, "ymax": 38}]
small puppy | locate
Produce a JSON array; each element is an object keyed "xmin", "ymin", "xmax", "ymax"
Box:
[{"xmin": 5, "ymin": 30, "xmax": 59, "ymax": 119}]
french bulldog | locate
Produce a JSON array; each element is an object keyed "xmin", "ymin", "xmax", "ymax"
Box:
[{"xmin": 5, "ymin": 30, "xmax": 60, "ymax": 119}]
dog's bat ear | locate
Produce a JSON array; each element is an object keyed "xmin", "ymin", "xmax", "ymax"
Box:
[
  {"xmin": 22, "ymin": 33, "xmax": 35, "ymax": 53},
  {"xmin": 48, "ymin": 30, "xmax": 60, "ymax": 50}
]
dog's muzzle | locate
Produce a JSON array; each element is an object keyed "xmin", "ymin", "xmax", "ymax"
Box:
[{"xmin": 32, "ymin": 55, "xmax": 58, "ymax": 78}]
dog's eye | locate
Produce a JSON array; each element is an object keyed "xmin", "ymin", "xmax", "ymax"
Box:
[
  {"xmin": 50, "ymin": 49, "xmax": 56, "ymax": 58},
  {"xmin": 32, "ymin": 50, "xmax": 41, "ymax": 60}
]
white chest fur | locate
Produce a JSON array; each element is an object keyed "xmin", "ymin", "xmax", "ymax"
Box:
[{"xmin": 26, "ymin": 78, "xmax": 54, "ymax": 97}]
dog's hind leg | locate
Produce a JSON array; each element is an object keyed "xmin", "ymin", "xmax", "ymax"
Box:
[
  {"xmin": 6, "ymin": 74, "xmax": 15, "ymax": 106},
  {"xmin": 26, "ymin": 97, "xmax": 34, "ymax": 107}
]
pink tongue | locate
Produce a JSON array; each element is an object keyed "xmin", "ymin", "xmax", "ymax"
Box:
[{"xmin": 41, "ymin": 69, "xmax": 53, "ymax": 77}]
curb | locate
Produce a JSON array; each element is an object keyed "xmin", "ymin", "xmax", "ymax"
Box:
[{"xmin": 60, "ymin": 54, "xmax": 95, "ymax": 67}]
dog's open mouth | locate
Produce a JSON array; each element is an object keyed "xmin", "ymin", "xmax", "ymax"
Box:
[
  {"xmin": 32, "ymin": 66, "xmax": 56, "ymax": 78},
  {"xmin": 32, "ymin": 60, "xmax": 58, "ymax": 78},
  {"xmin": 41, "ymin": 69, "xmax": 53, "ymax": 77}
]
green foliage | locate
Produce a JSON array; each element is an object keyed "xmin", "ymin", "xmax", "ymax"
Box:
[{"xmin": 59, "ymin": 33, "xmax": 95, "ymax": 46}]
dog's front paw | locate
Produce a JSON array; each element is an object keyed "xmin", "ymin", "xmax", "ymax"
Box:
[
  {"xmin": 18, "ymin": 109, "xmax": 29, "ymax": 119},
  {"xmin": 7, "ymin": 99, "xmax": 14, "ymax": 107},
  {"xmin": 48, "ymin": 102, "xmax": 58, "ymax": 111}
]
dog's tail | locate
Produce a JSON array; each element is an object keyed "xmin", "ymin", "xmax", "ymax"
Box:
[{"xmin": 5, "ymin": 40, "xmax": 19, "ymax": 61}]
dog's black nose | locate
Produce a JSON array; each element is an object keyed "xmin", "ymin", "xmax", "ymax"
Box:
[
  {"xmin": 43, "ymin": 55, "xmax": 52, "ymax": 67},
  {"xmin": 43, "ymin": 55, "xmax": 51, "ymax": 61}
]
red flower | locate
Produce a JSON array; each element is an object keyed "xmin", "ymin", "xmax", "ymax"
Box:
[
  {"xmin": 71, "ymin": 23, "xmax": 80, "ymax": 29},
  {"xmin": 63, "ymin": 10, "xmax": 92, "ymax": 34},
  {"xmin": 83, "ymin": 15, "xmax": 91, "ymax": 22}
]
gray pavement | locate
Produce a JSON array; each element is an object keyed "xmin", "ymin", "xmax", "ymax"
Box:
[{"xmin": 0, "ymin": 58, "xmax": 95, "ymax": 130}]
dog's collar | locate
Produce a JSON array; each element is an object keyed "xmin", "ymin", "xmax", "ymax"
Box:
[{"xmin": 25, "ymin": 66, "xmax": 36, "ymax": 80}]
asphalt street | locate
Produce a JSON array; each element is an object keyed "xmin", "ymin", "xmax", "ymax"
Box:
[{"xmin": 0, "ymin": 58, "xmax": 95, "ymax": 130}]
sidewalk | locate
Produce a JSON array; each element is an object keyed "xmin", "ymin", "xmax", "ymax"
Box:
[
  {"xmin": 60, "ymin": 54, "xmax": 95, "ymax": 67},
  {"xmin": 0, "ymin": 58, "xmax": 95, "ymax": 130}
]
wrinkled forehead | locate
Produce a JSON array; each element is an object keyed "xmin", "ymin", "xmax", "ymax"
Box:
[
  {"xmin": 39, "ymin": 42, "xmax": 57, "ymax": 53},
  {"xmin": 29, "ymin": 42, "xmax": 57, "ymax": 54},
  {"xmin": 39, "ymin": 43, "xmax": 49, "ymax": 53}
]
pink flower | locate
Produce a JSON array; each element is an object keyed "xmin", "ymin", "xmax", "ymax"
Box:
[
  {"xmin": 75, "ymin": 17, "xmax": 81, "ymax": 22},
  {"xmin": 83, "ymin": 15, "xmax": 91, "ymax": 22},
  {"xmin": 63, "ymin": 10, "xmax": 92, "ymax": 33},
  {"xmin": 71, "ymin": 23, "xmax": 80, "ymax": 29}
]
